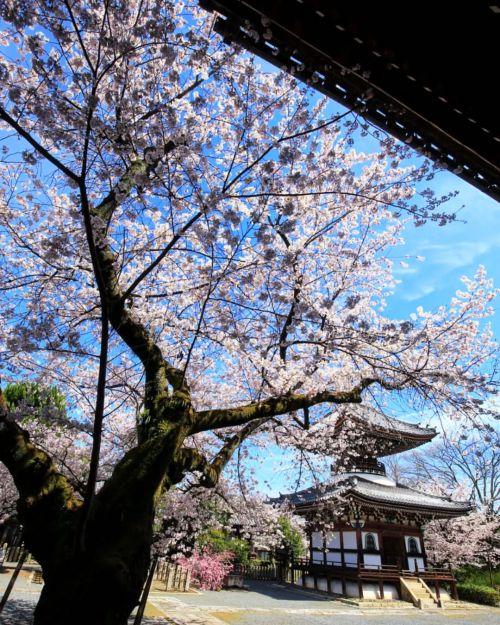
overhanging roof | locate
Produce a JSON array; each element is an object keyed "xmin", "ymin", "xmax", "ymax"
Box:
[
  {"xmin": 200, "ymin": 1, "xmax": 500, "ymax": 201},
  {"xmin": 334, "ymin": 406, "xmax": 437, "ymax": 457},
  {"xmin": 276, "ymin": 476, "xmax": 473, "ymax": 518}
]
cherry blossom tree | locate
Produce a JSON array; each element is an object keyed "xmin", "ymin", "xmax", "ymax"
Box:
[
  {"xmin": 178, "ymin": 548, "xmax": 234, "ymax": 590},
  {"xmin": 385, "ymin": 426, "xmax": 499, "ymax": 568},
  {"xmin": 0, "ymin": 382, "xmax": 131, "ymax": 523},
  {"xmin": 424, "ymin": 507, "xmax": 499, "ymax": 569},
  {"xmin": 0, "ymin": 464, "xmax": 17, "ymax": 524},
  {"xmin": 0, "ymin": 2, "xmax": 497, "ymax": 624},
  {"xmin": 389, "ymin": 425, "xmax": 499, "ymax": 513},
  {"xmin": 156, "ymin": 480, "xmax": 304, "ymax": 560}
]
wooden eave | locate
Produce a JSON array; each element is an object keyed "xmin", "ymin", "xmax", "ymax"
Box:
[{"xmin": 200, "ymin": 0, "xmax": 500, "ymax": 201}]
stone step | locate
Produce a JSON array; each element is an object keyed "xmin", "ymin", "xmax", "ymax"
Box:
[{"xmin": 420, "ymin": 601, "xmax": 439, "ymax": 608}]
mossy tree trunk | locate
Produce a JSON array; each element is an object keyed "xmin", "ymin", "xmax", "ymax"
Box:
[{"xmin": 0, "ymin": 403, "xmax": 186, "ymax": 625}]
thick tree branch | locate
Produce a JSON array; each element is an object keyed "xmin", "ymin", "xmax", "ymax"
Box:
[
  {"xmin": 180, "ymin": 419, "xmax": 268, "ymax": 486},
  {"xmin": 192, "ymin": 377, "xmax": 403, "ymax": 433},
  {"xmin": 193, "ymin": 388, "xmax": 358, "ymax": 434},
  {"xmin": 87, "ymin": 141, "xmax": 189, "ymax": 421}
]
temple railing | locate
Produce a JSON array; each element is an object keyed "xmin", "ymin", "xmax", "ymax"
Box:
[
  {"xmin": 402, "ymin": 564, "xmax": 455, "ymax": 581},
  {"xmin": 358, "ymin": 563, "xmax": 401, "ymax": 578},
  {"xmin": 290, "ymin": 557, "xmax": 456, "ymax": 582}
]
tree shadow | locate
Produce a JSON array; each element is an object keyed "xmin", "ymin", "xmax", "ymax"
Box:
[
  {"xmin": 230, "ymin": 580, "xmax": 336, "ymax": 603},
  {"xmin": 0, "ymin": 597, "xmax": 35, "ymax": 624},
  {"xmin": 0, "ymin": 601, "xmax": 171, "ymax": 625}
]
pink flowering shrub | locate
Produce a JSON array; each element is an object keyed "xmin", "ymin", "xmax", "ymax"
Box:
[{"xmin": 179, "ymin": 548, "xmax": 234, "ymax": 590}]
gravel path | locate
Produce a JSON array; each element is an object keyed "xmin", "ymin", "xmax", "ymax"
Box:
[
  {"xmin": 154, "ymin": 581, "xmax": 343, "ymax": 611},
  {"xmin": 150, "ymin": 581, "xmax": 500, "ymax": 625},
  {"xmin": 218, "ymin": 611, "xmax": 500, "ymax": 625},
  {"xmin": 2, "ymin": 571, "xmax": 499, "ymax": 625}
]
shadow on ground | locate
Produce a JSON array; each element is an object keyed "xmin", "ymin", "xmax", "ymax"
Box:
[
  {"xmin": 242, "ymin": 580, "xmax": 334, "ymax": 602},
  {"xmin": 0, "ymin": 598, "xmax": 35, "ymax": 625},
  {"xmin": 0, "ymin": 599, "xmax": 171, "ymax": 625}
]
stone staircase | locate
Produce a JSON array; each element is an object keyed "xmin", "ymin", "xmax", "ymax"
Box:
[{"xmin": 400, "ymin": 577, "xmax": 440, "ymax": 609}]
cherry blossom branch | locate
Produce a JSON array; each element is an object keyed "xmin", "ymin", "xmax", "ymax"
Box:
[
  {"xmin": 222, "ymin": 107, "xmax": 356, "ymax": 193},
  {"xmin": 122, "ymin": 209, "xmax": 203, "ymax": 299},
  {"xmin": 227, "ymin": 189, "xmax": 411, "ymax": 212},
  {"xmin": 0, "ymin": 106, "xmax": 80, "ymax": 183},
  {"xmin": 63, "ymin": 0, "xmax": 96, "ymax": 76}
]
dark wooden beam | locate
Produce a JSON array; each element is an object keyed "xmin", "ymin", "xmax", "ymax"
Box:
[{"xmin": 200, "ymin": 0, "xmax": 499, "ymax": 201}]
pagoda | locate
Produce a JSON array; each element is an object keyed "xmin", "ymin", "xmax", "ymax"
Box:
[{"xmin": 276, "ymin": 406, "xmax": 473, "ymax": 605}]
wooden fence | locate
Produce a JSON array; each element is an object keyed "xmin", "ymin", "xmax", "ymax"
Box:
[
  {"xmin": 233, "ymin": 563, "xmax": 280, "ymax": 581},
  {"xmin": 1, "ymin": 544, "xmax": 36, "ymax": 565},
  {"xmin": 155, "ymin": 560, "xmax": 191, "ymax": 591}
]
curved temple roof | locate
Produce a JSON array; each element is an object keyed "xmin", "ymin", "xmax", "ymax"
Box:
[
  {"xmin": 333, "ymin": 405, "xmax": 437, "ymax": 457},
  {"xmin": 336, "ymin": 405, "xmax": 436, "ymax": 438},
  {"xmin": 276, "ymin": 475, "xmax": 473, "ymax": 519}
]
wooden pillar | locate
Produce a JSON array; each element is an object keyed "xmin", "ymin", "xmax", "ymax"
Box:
[
  {"xmin": 419, "ymin": 531, "xmax": 428, "ymax": 569},
  {"xmin": 434, "ymin": 580, "xmax": 441, "ymax": 602},
  {"xmin": 450, "ymin": 564, "xmax": 458, "ymax": 600},
  {"xmin": 378, "ymin": 578, "xmax": 384, "ymax": 600},
  {"xmin": 165, "ymin": 565, "xmax": 174, "ymax": 591},
  {"xmin": 339, "ymin": 527, "xmax": 346, "ymax": 568},
  {"xmin": 341, "ymin": 576, "xmax": 347, "ymax": 597},
  {"xmin": 356, "ymin": 525, "xmax": 364, "ymax": 599},
  {"xmin": 356, "ymin": 526, "xmax": 364, "ymax": 566},
  {"xmin": 357, "ymin": 568, "xmax": 364, "ymax": 599},
  {"xmin": 450, "ymin": 578, "xmax": 458, "ymax": 600}
]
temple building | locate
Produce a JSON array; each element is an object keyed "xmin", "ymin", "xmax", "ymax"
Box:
[{"xmin": 276, "ymin": 407, "xmax": 473, "ymax": 606}]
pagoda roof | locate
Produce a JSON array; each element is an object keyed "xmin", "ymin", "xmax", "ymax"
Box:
[
  {"xmin": 342, "ymin": 405, "xmax": 435, "ymax": 437},
  {"xmin": 334, "ymin": 405, "xmax": 437, "ymax": 456},
  {"xmin": 276, "ymin": 475, "xmax": 473, "ymax": 519}
]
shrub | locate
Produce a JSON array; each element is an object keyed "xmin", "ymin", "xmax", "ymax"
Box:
[
  {"xmin": 455, "ymin": 566, "xmax": 500, "ymax": 588},
  {"xmin": 179, "ymin": 548, "xmax": 234, "ymax": 591},
  {"xmin": 197, "ymin": 528, "xmax": 250, "ymax": 564},
  {"xmin": 457, "ymin": 583, "xmax": 499, "ymax": 606}
]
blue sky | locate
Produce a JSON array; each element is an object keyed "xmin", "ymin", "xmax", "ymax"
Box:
[{"xmin": 388, "ymin": 173, "xmax": 500, "ymax": 333}]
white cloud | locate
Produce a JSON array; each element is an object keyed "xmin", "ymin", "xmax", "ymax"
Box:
[{"xmin": 402, "ymin": 283, "xmax": 437, "ymax": 302}]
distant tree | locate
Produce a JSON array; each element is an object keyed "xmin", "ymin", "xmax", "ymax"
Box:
[
  {"xmin": 385, "ymin": 426, "xmax": 499, "ymax": 569},
  {"xmin": 424, "ymin": 505, "xmax": 499, "ymax": 569},
  {"xmin": 386, "ymin": 426, "xmax": 499, "ymax": 513},
  {"xmin": 157, "ymin": 481, "xmax": 304, "ymax": 562},
  {"xmin": 278, "ymin": 516, "xmax": 306, "ymax": 559}
]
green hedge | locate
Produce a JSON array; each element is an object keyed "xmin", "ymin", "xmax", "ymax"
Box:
[{"xmin": 457, "ymin": 582, "xmax": 499, "ymax": 606}]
